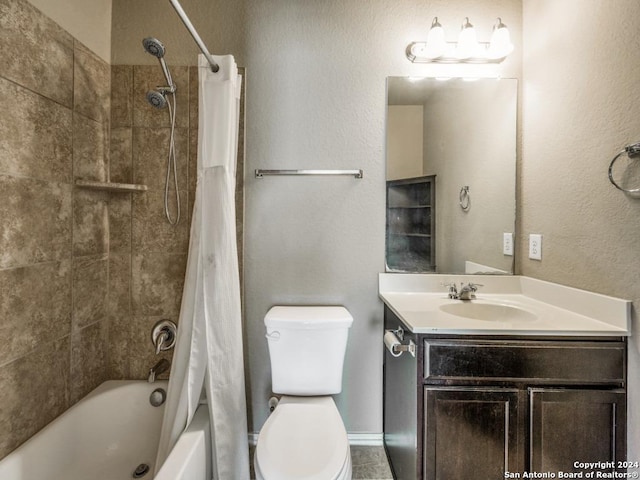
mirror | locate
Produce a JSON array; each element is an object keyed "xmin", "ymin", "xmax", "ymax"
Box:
[{"xmin": 386, "ymin": 77, "xmax": 517, "ymax": 274}]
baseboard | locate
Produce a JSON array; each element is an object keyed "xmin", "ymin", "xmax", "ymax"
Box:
[
  {"xmin": 347, "ymin": 433, "xmax": 384, "ymax": 446},
  {"xmin": 248, "ymin": 432, "xmax": 383, "ymax": 446}
]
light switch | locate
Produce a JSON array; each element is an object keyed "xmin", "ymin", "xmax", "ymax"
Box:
[
  {"xmin": 529, "ymin": 234, "xmax": 542, "ymax": 260},
  {"xmin": 503, "ymin": 233, "xmax": 514, "ymax": 256}
]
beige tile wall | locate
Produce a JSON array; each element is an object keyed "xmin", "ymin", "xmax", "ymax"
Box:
[
  {"xmin": 0, "ymin": 0, "xmax": 110, "ymax": 458},
  {"xmin": 108, "ymin": 64, "xmax": 191, "ymax": 379},
  {"xmin": 108, "ymin": 65, "xmax": 246, "ymax": 380}
]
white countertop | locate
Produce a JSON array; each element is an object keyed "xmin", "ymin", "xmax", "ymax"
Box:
[{"xmin": 379, "ymin": 274, "xmax": 631, "ymax": 336}]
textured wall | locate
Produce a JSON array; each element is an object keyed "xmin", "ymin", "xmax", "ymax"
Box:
[
  {"xmin": 111, "ymin": 0, "xmax": 246, "ymax": 67},
  {"xmin": 521, "ymin": 0, "xmax": 640, "ymax": 457},
  {"xmin": 25, "ymin": 0, "xmax": 112, "ymax": 62},
  {"xmin": 0, "ymin": 0, "xmax": 111, "ymax": 458},
  {"xmin": 242, "ymin": 0, "xmax": 522, "ymax": 434},
  {"xmin": 387, "ymin": 105, "xmax": 424, "ymax": 180}
]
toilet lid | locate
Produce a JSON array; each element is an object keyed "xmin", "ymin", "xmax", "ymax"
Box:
[{"xmin": 256, "ymin": 397, "xmax": 349, "ymax": 480}]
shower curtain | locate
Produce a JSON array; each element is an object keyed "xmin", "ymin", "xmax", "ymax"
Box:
[{"xmin": 155, "ymin": 54, "xmax": 249, "ymax": 479}]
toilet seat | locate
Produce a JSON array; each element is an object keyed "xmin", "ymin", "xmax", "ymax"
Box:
[{"xmin": 255, "ymin": 396, "xmax": 351, "ymax": 480}]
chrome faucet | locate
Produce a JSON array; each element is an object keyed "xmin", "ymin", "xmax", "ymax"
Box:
[
  {"xmin": 444, "ymin": 282, "xmax": 483, "ymax": 300},
  {"xmin": 148, "ymin": 358, "xmax": 171, "ymax": 383},
  {"xmin": 458, "ymin": 282, "xmax": 482, "ymax": 300}
]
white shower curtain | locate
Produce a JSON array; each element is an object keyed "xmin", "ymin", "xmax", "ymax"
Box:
[{"xmin": 155, "ymin": 54, "xmax": 249, "ymax": 479}]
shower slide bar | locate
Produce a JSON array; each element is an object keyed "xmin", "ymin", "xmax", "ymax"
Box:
[
  {"xmin": 168, "ymin": 0, "xmax": 219, "ymax": 73},
  {"xmin": 255, "ymin": 169, "xmax": 364, "ymax": 179}
]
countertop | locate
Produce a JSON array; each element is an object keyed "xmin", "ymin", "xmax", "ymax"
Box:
[{"xmin": 379, "ymin": 274, "xmax": 631, "ymax": 336}]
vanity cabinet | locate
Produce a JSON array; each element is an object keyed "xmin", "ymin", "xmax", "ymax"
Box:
[
  {"xmin": 383, "ymin": 306, "xmax": 627, "ymax": 480},
  {"xmin": 386, "ymin": 176, "xmax": 436, "ymax": 273}
]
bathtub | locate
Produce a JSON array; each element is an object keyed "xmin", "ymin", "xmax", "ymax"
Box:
[{"xmin": 0, "ymin": 380, "xmax": 211, "ymax": 480}]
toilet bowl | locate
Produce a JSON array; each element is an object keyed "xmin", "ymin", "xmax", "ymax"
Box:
[{"xmin": 254, "ymin": 396, "xmax": 351, "ymax": 480}]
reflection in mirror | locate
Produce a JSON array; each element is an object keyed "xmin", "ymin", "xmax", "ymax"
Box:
[{"xmin": 386, "ymin": 77, "xmax": 517, "ymax": 274}]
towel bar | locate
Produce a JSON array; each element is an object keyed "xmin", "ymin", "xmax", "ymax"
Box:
[{"xmin": 255, "ymin": 169, "xmax": 363, "ymax": 179}]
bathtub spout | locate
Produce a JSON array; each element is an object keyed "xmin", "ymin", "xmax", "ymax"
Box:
[{"xmin": 148, "ymin": 358, "xmax": 171, "ymax": 383}]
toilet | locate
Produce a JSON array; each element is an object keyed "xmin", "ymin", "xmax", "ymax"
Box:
[{"xmin": 254, "ymin": 306, "xmax": 354, "ymax": 480}]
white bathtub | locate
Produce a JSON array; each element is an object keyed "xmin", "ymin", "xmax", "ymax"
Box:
[{"xmin": 0, "ymin": 380, "xmax": 211, "ymax": 480}]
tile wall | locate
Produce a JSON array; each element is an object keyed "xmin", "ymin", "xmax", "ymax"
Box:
[
  {"xmin": 108, "ymin": 66, "xmax": 245, "ymax": 380},
  {"xmin": 108, "ymin": 64, "xmax": 191, "ymax": 379},
  {"xmin": 0, "ymin": 0, "xmax": 245, "ymax": 460},
  {"xmin": 0, "ymin": 0, "xmax": 110, "ymax": 458}
]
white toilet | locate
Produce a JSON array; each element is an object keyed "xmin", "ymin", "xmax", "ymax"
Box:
[{"xmin": 254, "ymin": 306, "xmax": 354, "ymax": 480}]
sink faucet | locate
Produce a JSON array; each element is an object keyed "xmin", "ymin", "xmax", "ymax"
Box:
[
  {"xmin": 444, "ymin": 282, "xmax": 483, "ymax": 301},
  {"xmin": 148, "ymin": 358, "xmax": 171, "ymax": 383},
  {"xmin": 458, "ymin": 282, "xmax": 482, "ymax": 300}
]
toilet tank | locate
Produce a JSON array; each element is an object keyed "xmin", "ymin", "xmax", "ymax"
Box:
[{"xmin": 265, "ymin": 306, "xmax": 353, "ymax": 396}]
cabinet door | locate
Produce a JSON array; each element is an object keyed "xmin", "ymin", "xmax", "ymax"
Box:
[
  {"xmin": 529, "ymin": 389, "xmax": 626, "ymax": 473},
  {"xmin": 423, "ymin": 387, "xmax": 521, "ymax": 480}
]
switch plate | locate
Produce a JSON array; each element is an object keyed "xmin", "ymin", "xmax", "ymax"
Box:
[
  {"xmin": 529, "ymin": 234, "xmax": 542, "ymax": 260},
  {"xmin": 503, "ymin": 233, "xmax": 514, "ymax": 256}
]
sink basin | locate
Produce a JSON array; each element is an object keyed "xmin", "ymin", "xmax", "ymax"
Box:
[{"xmin": 439, "ymin": 302, "xmax": 538, "ymax": 322}]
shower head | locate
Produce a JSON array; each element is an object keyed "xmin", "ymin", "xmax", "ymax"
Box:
[
  {"xmin": 142, "ymin": 37, "xmax": 176, "ymax": 94},
  {"xmin": 146, "ymin": 90, "xmax": 167, "ymax": 109},
  {"xmin": 142, "ymin": 37, "xmax": 166, "ymax": 58}
]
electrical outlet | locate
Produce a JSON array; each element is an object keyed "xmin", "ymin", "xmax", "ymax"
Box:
[
  {"xmin": 503, "ymin": 233, "xmax": 514, "ymax": 256},
  {"xmin": 529, "ymin": 234, "xmax": 542, "ymax": 260}
]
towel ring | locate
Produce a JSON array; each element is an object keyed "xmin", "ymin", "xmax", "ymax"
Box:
[
  {"xmin": 608, "ymin": 142, "xmax": 640, "ymax": 194},
  {"xmin": 459, "ymin": 186, "xmax": 470, "ymax": 211}
]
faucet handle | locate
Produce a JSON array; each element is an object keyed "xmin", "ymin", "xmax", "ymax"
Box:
[
  {"xmin": 467, "ymin": 282, "xmax": 484, "ymax": 291},
  {"xmin": 155, "ymin": 330, "xmax": 169, "ymax": 355},
  {"xmin": 440, "ymin": 282, "xmax": 458, "ymax": 298},
  {"xmin": 151, "ymin": 320, "xmax": 177, "ymax": 354}
]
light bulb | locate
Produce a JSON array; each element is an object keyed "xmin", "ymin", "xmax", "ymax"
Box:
[
  {"xmin": 456, "ymin": 17, "xmax": 478, "ymax": 60},
  {"xmin": 423, "ymin": 17, "xmax": 446, "ymax": 59},
  {"xmin": 487, "ymin": 18, "xmax": 514, "ymax": 59}
]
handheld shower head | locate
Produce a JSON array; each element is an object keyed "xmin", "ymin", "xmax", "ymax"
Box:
[
  {"xmin": 142, "ymin": 37, "xmax": 176, "ymax": 93},
  {"xmin": 142, "ymin": 37, "xmax": 166, "ymax": 58},
  {"xmin": 146, "ymin": 90, "xmax": 168, "ymax": 109}
]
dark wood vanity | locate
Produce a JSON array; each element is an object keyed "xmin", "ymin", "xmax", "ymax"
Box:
[{"xmin": 383, "ymin": 306, "xmax": 627, "ymax": 480}]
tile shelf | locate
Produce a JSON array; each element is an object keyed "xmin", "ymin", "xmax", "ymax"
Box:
[{"xmin": 74, "ymin": 180, "xmax": 148, "ymax": 193}]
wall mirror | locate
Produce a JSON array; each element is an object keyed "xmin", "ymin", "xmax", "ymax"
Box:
[{"xmin": 386, "ymin": 77, "xmax": 517, "ymax": 274}]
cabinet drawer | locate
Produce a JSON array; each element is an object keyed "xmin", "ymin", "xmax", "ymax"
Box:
[{"xmin": 424, "ymin": 339, "xmax": 625, "ymax": 385}]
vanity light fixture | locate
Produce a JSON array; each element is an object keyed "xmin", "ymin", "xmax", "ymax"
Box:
[
  {"xmin": 422, "ymin": 17, "xmax": 447, "ymax": 59},
  {"xmin": 406, "ymin": 17, "xmax": 513, "ymax": 64},
  {"xmin": 487, "ymin": 18, "xmax": 514, "ymax": 59},
  {"xmin": 455, "ymin": 18, "xmax": 479, "ymax": 60}
]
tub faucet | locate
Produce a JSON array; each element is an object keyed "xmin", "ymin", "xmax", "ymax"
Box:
[{"xmin": 148, "ymin": 358, "xmax": 171, "ymax": 383}]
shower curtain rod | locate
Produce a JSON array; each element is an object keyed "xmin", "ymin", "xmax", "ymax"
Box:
[{"xmin": 168, "ymin": 0, "xmax": 220, "ymax": 72}]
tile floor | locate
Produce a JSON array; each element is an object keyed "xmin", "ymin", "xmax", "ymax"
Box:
[
  {"xmin": 351, "ymin": 446, "xmax": 394, "ymax": 479},
  {"xmin": 249, "ymin": 445, "xmax": 394, "ymax": 479}
]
